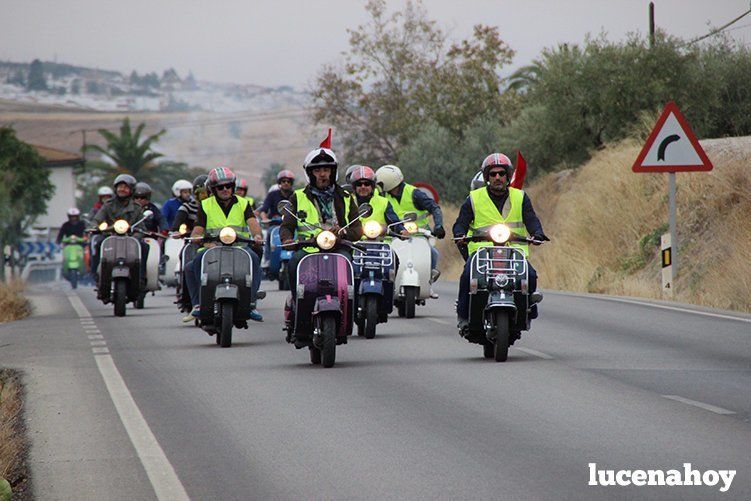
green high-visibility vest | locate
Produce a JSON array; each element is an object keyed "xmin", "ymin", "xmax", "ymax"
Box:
[
  {"xmin": 467, "ymin": 187, "xmax": 529, "ymax": 257},
  {"xmin": 295, "ymin": 189, "xmax": 352, "ymax": 253},
  {"xmin": 385, "ymin": 183, "xmax": 429, "ymax": 229},
  {"xmin": 201, "ymin": 196, "xmax": 250, "ymax": 249},
  {"xmin": 359, "ymin": 192, "xmax": 389, "ymax": 240}
]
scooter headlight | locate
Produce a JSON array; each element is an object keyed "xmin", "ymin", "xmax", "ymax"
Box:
[
  {"xmin": 494, "ymin": 274, "xmax": 510, "ymax": 288},
  {"xmin": 98, "ymin": 222, "xmax": 108, "ymax": 231},
  {"xmin": 316, "ymin": 230, "xmax": 337, "ymax": 250},
  {"xmin": 404, "ymin": 222, "xmax": 418, "ymax": 234},
  {"xmin": 489, "ymin": 224, "xmax": 511, "ymax": 244},
  {"xmin": 113, "ymin": 220, "xmax": 130, "ymax": 235},
  {"xmin": 363, "ymin": 221, "xmax": 383, "ymax": 239},
  {"xmin": 219, "ymin": 227, "xmax": 237, "ymax": 245},
  {"xmin": 178, "ymin": 223, "xmax": 188, "ymax": 235}
]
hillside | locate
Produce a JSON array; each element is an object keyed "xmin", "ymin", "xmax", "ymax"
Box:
[{"xmin": 525, "ymin": 136, "xmax": 751, "ymax": 313}]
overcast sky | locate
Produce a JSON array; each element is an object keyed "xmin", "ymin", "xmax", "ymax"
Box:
[{"xmin": 1, "ymin": 0, "xmax": 750, "ymax": 88}]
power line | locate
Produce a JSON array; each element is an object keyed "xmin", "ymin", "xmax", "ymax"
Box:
[{"xmin": 681, "ymin": 8, "xmax": 751, "ymax": 47}]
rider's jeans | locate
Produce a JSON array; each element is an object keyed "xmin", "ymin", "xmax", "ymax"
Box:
[
  {"xmin": 184, "ymin": 246, "xmax": 261, "ymax": 307},
  {"xmin": 456, "ymin": 255, "xmax": 537, "ymax": 320},
  {"xmin": 430, "ymin": 245, "xmax": 439, "ymax": 272}
]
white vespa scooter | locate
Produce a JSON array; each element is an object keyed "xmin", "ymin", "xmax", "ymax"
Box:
[
  {"xmin": 162, "ymin": 233, "xmax": 184, "ymax": 287},
  {"xmin": 390, "ymin": 213, "xmax": 435, "ymax": 318}
]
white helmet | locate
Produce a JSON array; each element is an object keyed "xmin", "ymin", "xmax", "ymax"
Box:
[
  {"xmin": 171, "ymin": 179, "xmax": 192, "ymax": 197},
  {"xmin": 302, "ymin": 147, "xmax": 339, "ymax": 184},
  {"xmin": 375, "ymin": 165, "xmax": 404, "ymax": 193},
  {"xmin": 97, "ymin": 186, "xmax": 114, "ymax": 197},
  {"xmin": 67, "ymin": 207, "xmax": 80, "ymax": 217},
  {"xmin": 470, "ymin": 170, "xmax": 485, "ymax": 190}
]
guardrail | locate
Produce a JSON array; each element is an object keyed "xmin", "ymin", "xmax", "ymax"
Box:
[{"xmin": 21, "ymin": 258, "xmax": 62, "ymax": 283}]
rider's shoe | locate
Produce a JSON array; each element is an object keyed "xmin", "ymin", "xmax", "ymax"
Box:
[
  {"xmin": 181, "ymin": 305, "xmax": 200, "ymax": 323},
  {"xmin": 430, "ymin": 269, "xmax": 441, "ymax": 283},
  {"xmin": 249, "ymin": 309, "xmax": 263, "ymax": 322},
  {"xmin": 256, "ymin": 290, "xmax": 267, "ymax": 300},
  {"xmin": 457, "ymin": 317, "xmax": 469, "ymax": 330},
  {"xmin": 429, "ymin": 288, "xmax": 439, "ymax": 299},
  {"xmin": 530, "ymin": 292, "xmax": 543, "ymax": 304}
]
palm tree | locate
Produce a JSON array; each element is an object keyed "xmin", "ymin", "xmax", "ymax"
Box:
[{"xmin": 85, "ymin": 117, "xmax": 166, "ymax": 177}]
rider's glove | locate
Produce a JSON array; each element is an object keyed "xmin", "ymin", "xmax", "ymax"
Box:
[{"xmin": 433, "ymin": 226, "xmax": 446, "ymax": 239}]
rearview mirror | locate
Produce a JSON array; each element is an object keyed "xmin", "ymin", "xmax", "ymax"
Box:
[
  {"xmin": 142, "ymin": 210, "xmax": 154, "ymax": 219},
  {"xmin": 403, "ymin": 212, "xmax": 417, "ymax": 222},
  {"xmin": 357, "ymin": 203, "xmax": 373, "ymax": 218},
  {"xmin": 277, "ymin": 200, "xmax": 293, "ymax": 215}
]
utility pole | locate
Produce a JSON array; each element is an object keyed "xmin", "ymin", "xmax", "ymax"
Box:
[{"xmin": 649, "ymin": 2, "xmax": 678, "ymax": 277}]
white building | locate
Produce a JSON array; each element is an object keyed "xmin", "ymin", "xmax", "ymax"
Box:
[{"xmin": 30, "ymin": 145, "xmax": 83, "ymax": 232}]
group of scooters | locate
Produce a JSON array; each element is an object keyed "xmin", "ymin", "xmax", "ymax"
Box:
[{"xmin": 80, "ymin": 201, "xmax": 542, "ymax": 367}]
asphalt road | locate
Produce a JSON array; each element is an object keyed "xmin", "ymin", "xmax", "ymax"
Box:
[{"xmin": 3, "ymin": 280, "xmax": 751, "ymax": 500}]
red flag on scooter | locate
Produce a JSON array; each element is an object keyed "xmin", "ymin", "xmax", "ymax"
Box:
[
  {"xmin": 319, "ymin": 128, "xmax": 332, "ymax": 149},
  {"xmin": 510, "ymin": 150, "xmax": 527, "ymax": 189}
]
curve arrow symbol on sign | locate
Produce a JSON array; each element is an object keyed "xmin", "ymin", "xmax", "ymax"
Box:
[{"xmin": 657, "ymin": 134, "xmax": 681, "ymax": 161}]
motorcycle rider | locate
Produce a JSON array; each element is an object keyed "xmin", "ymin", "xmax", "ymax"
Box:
[
  {"xmin": 452, "ymin": 153, "xmax": 548, "ymax": 330},
  {"xmin": 161, "ymin": 179, "xmax": 192, "ymax": 229},
  {"xmin": 133, "ymin": 182, "xmax": 168, "ymax": 233},
  {"xmin": 341, "ymin": 164, "xmax": 362, "ymax": 192},
  {"xmin": 91, "ymin": 174, "xmax": 148, "ymax": 288},
  {"xmin": 235, "ymin": 178, "xmax": 257, "ymax": 211},
  {"xmin": 171, "ymin": 174, "xmax": 209, "ymax": 233},
  {"xmin": 350, "ymin": 166, "xmax": 407, "ymax": 236},
  {"xmin": 257, "ymin": 169, "xmax": 296, "ymax": 264},
  {"xmin": 56, "ymin": 208, "xmax": 86, "ymax": 244},
  {"xmin": 89, "ymin": 186, "xmax": 114, "ymax": 220},
  {"xmin": 182, "ymin": 167, "xmax": 264, "ymax": 322},
  {"xmin": 375, "ymin": 164, "xmax": 445, "ymax": 297},
  {"xmin": 279, "ymin": 146, "xmax": 362, "ymax": 297}
]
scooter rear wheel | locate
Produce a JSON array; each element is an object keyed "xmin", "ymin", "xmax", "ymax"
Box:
[
  {"xmin": 219, "ymin": 302, "xmax": 233, "ymax": 348},
  {"xmin": 70, "ymin": 269, "xmax": 78, "ymax": 289}
]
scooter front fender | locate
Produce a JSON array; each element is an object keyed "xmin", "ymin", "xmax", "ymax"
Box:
[
  {"xmin": 214, "ymin": 283, "xmax": 239, "ymax": 300},
  {"xmin": 359, "ymin": 279, "xmax": 384, "ymax": 295},
  {"xmin": 399, "ymin": 267, "xmax": 420, "ymax": 288},
  {"xmin": 313, "ymin": 296, "xmax": 342, "ymax": 315}
]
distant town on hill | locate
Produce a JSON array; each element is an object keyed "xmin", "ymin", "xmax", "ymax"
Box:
[{"xmin": 0, "ymin": 59, "xmax": 307, "ymax": 113}]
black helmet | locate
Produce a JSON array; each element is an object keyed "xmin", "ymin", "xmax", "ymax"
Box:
[
  {"xmin": 192, "ymin": 174, "xmax": 209, "ymax": 195},
  {"xmin": 113, "ymin": 174, "xmax": 137, "ymax": 190},
  {"xmin": 133, "ymin": 182, "xmax": 152, "ymax": 200}
]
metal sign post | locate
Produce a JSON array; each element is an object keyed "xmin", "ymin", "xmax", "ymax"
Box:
[{"xmin": 632, "ymin": 101, "xmax": 713, "ymax": 294}]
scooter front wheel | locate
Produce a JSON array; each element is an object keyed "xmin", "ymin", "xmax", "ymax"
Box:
[
  {"xmin": 364, "ymin": 296, "xmax": 378, "ymax": 339},
  {"xmin": 70, "ymin": 269, "xmax": 78, "ymax": 289},
  {"xmin": 403, "ymin": 286, "xmax": 417, "ymax": 319},
  {"xmin": 219, "ymin": 302, "xmax": 233, "ymax": 348},
  {"xmin": 320, "ymin": 315, "xmax": 337, "ymax": 368},
  {"xmin": 113, "ymin": 280, "xmax": 127, "ymax": 317},
  {"xmin": 493, "ymin": 310, "xmax": 511, "ymax": 362}
]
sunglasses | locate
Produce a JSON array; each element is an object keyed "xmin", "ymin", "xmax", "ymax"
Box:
[
  {"xmin": 279, "ymin": 178, "xmax": 293, "ymax": 184},
  {"xmin": 215, "ymin": 184, "xmax": 234, "ymax": 191},
  {"xmin": 133, "ymin": 195, "xmax": 148, "ymax": 200},
  {"xmin": 488, "ymin": 170, "xmax": 508, "ymax": 178},
  {"xmin": 354, "ymin": 181, "xmax": 373, "ymax": 188}
]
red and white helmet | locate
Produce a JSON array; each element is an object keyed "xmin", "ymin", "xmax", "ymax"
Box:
[
  {"xmin": 481, "ymin": 153, "xmax": 513, "ymax": 181},
  {"xmin": 350, "ymin": 165, "xmax": 376, "ymax": 185},
  {"xmin": 236, "ymin": 179, "xmax": 248, "ymax": 191},
  {"xmin": 276, "ymin": 169, "xmax": 296, "ymax": 182},
  {"xmin": 207, "ymin": 166, "xmax": 237, "ymax": 193}
]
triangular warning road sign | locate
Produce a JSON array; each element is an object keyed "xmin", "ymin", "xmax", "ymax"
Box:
[{"xmin": 633, "ymin": 101, "xmax": 713, "ymax": 173}]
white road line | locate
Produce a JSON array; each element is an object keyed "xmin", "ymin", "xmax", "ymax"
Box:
[
  {"xmin": 553, "ymin": 291, "xmax": 751, "ymax": 324},
  {"xmin": 514, "ymin": 347, "xmax": 554, "ymax": 360},
  {"xmin": 66, "ymin": 292, "xmax": 189, "ymax": 500},
  {"xmin": 662, "ymin": 395, "xmax": 736, "ymax": 415},
  {"xmin": 428, "ymin": 318, "xmax": 453, "ymax": 326},
  {"xmin": 85, "ymin": 329, "xmax": 101, "ymax": 334},
  {"xmin": 92, "ymin": 347, "xmax": 110, "ymax": 354},
  {"xmin": 90, "ymin": 340, "xmax": 107, "ymax": 347},
  {"xmin": 88, "ymin": 334, "xmax": 104, "ymax": 340}
]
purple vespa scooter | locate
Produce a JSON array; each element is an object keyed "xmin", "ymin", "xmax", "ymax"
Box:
[{"xmin": 279, "ymin": 200, "xmax": 372, "ymax": 368}]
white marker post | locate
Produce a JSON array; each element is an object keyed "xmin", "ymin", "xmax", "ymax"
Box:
[{"xmin": 661, "ymin": 232, "xmax": 673, "ymax": 298}]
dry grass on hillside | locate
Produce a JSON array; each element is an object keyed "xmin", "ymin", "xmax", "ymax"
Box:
[
  {"xmin": 0, "ymin": 370, "xmax": 30, "ymax": 496},
  {"xmin": 526, "ymin": 137, "xmax": 751, "ymax": 312},
  {"xmin": 0, "ymin": 282, "xmax": 31, "ymax": 324}
]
